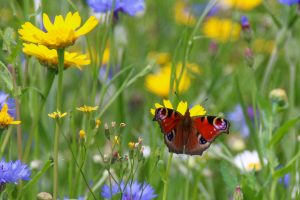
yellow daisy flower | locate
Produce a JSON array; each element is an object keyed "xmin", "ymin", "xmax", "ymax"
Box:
[
  {"xmin": 221, "ymin": 0, "xmax": 262, "ymax": 11},
  {"xmin": 48, "ymin": 111, "xmax": 68, "ymax": 119},
  {"xmin": 203, "ymin": 17, "xmax": 241, "ymax": 42},
  {"xmin": 174, "ymin": 1, "xmax": 196, "ymax": 26},
  {"xmin": 150, "ymin": 99, "xmax": 206, "ymax": 116},
  {"xmin": 23, "ymin": 43, "xmax": 90, "ymax": 70},
  {"xmin": 145, "ymin": 63, "xmax": 191, "ymax": 97},
  {"xmin": 76, "ymin": 105, "xmax": 98, "ymax": 113},
  {"xmin": 18, "ymin": 12, "xmax": 98, "ymax": 49},
  {"xmin": 0, "ymin": 103, "xmax": 21, "ymax": 129}
]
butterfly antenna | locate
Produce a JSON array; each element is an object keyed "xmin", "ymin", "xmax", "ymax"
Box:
[
  {"xmin": 201, "ymin": 97, "xmax": 209, "ymax": 105},
  {"xmin": 174, "ymin": 91, "xmax": 181, "ymax": 101}
]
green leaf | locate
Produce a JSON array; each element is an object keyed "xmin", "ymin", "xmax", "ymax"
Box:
[
  {"xmin": 273, "ymin": 150, "xmax": 300, "ymax": 179},
  {"xmin": 0, "ymin": 61, "xmax": 13, "ymax": 92},
  {"xmin": 220, "ymin": 162, "xmax": 238, "ymax": 193},
  {"xmin": 268, "ymin": 116, "xmax": 300, "ymax": 148}
]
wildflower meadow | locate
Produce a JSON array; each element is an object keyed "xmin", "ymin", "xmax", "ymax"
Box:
[{"xmin": 0, "ymin": 0, "xmax": 300, "ymax": 199}]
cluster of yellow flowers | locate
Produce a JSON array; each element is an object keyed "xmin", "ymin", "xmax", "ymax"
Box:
[{"xmin": 19, "ymin": 12, "xmax": 98, "ymax": 70}]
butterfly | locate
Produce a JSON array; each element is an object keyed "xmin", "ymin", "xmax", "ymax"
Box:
[{"xmin": 153, "ymin": 106, "xmax": 230, "ymax": 155}]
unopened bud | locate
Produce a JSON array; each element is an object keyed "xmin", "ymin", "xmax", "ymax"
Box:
[
  {"xmin": 120, "ymin": 122, "xmax": 126, "ymax": 127},
  {"xmin": 269, "ymin": 88, "xmax": 288, "ymax": 111},
  {"xmin": 233, "ymin": 186, "xmax": 243, "ymax": 200},
  {"xmin": 111, "ymin": 121, "xmax": 116, "ymax": 128},
  {"xmin": 104, "ymin": 123, "xmax": 110, "ymax": 140},
  {"xmin": 95, "ymin": 119, "xmax": 101, "ymax": 128},
  {"xmin": 244, "ymin": 47, "xmax": 254, "ymax": 67},
  {"xmin": 37, "ymin": 192, "xmax": 53, "ymax": 200},
  {"xmin": 79, "ymin": 129, "xmax": 86, "ymax": 139},
  {"xmin": 240, "ymin": 15, "xmax": 252, "ymax": 43}
]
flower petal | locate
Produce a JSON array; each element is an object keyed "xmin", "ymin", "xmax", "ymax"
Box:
[
  {"xmin": 163, "ymin": 99, "xmax": 173, "ymax": 109},
  {"xmin": 154, "ymin": 103, "xmax": 163, "ymax": 108},
  {"xmin": 75, "ymin": 16, "xmax": 98, "ymax": 37},
  {"xmin": 190, "ymin": 105, "xmax": 206, "ymax": 116},
  {"xmin": 43, "ymin": 13, "xmax": 54, "ymax": 32},
  {"xmin": 150, "ymin": 109, "xmax": 155, "ymax": 115},
  {"xmin": 176, "ymin": 101, "xmax": 187, "ymax": 115}
]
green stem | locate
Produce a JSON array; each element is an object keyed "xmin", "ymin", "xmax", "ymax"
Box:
[
  {"xmin": 23, "ymin": 69, "xmax": 55, "ymax": 162},
  {"xmin": 162, "ymin": 153, "xmax": 173, "ymax": 200},
  {"xmin": 261, "ymin": 27, "xmax": 288, "ymax": 92},
  {"xmin": 53, "ymin": 48, "xmax": 65, "ymax": 199}
]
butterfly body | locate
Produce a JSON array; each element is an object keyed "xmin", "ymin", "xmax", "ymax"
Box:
[{"xmin": 153, "ymin": 107, "xmax": 230, "ymax": 156}]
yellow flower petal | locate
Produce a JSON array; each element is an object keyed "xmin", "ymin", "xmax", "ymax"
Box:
[
  {"xmin": 0, "ymin": 103, "xmax": 21, "ymax": 128},
  {"xmin": 22, "ymin": 43, "xmax": 90, "ymax": 70},
  {"xmin": 75, "ymin": 16, "xmax": 98, "ymax": 37},
  {"xmin": 19, "ymin": 12, "xmax": 98, "ymax": 49},
  {"xmin": 154, "ymin": 103, "xmax": 163, "ymax": 108},
  {"xmin": 190, "ymin": 105, "xmax": 207, "ymax": 117},
  {"xmin": 150, "ymin": 109, "xmax": 155, "ymax": 115},
  {"xmin": 176, "ymin": 101, "xmax": 187, "ymax": 115},
  {"xmin": 163, "ymin": 99, "xmax": 173, "ymax": 109}
]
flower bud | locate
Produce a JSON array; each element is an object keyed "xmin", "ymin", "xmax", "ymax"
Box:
[
  {"xmin": 104, "ymin": 123, "xmax": 110, "ymax": 140},
  {"xmin": 240, "ymin": 15, "xmax": 252, "ymax": 43},
  {"xmin": 79, "ymin": 129, "xmax": 86, "ymax": 139},
  {"xmin": 37, "ymin": 192, "xmax": 53, "ymax": 200},
  {"xmin": 233, "ymin": 186, "xmax": 243, "ymax": 200},
  {"xmin": 269, "ymin": 88, "xmax": 288, "ymax": 111}
]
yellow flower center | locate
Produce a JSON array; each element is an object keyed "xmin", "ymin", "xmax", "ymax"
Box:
[{"xmin": 247, "ymin": 162, "xmax": 261, "ymax": 171}]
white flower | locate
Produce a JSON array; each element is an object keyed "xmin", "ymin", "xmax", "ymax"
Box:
[
  {"xmin": 30, "ymin": 159, "xmax": 43, "ymax": 170},
  {"xmin": 141, "ymin": 145, "xmax": 151, "ymax": 158},
  {"xmin": 234, "ymin": 150, "xmax": 267, "ymax": 172}
]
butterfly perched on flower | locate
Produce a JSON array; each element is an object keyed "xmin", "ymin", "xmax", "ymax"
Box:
[{"xmin": 151, "ymin": 100, "xmax": 230, "ymax": 156}]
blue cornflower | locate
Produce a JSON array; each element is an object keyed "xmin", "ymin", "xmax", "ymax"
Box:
[
  {"xmin": 0, "ymin": 91, "xmax": 16, "ymax": 118},
  {"xmin": 0, "ymin": 159, "xmax": 31, "ymax": 185},
  {"xmin": 240, "ymin": 15, "xmax": 250, "ymax": 29},
  {"xmin": 101, "ymin": 181, "xmax": 157, "ymax": 200},
  {"xmin": 228, "ymin": 105, "xmax": 258, "ymax": 138},
  {"xmin": 87, "ymin": 0, "xmax": 145, "ymax": 17},
  {"xmin": 278, "ymin": 0, "xmax": 300, "ymax": 5}
]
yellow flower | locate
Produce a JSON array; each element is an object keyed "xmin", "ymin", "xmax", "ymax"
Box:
[
  {"xmin": 174, "ymin": 1, "xmax": 196, "ymax": 26},
  {"xmin": 128, "ymin": 141, "xmax": 135, "ymax": 150},
  {"xmin": 203, "ymin": 17, "xmax": 241, "ymax": 42},
  {"xmin": 76, "ymin": 105, "xmax": 98, "ymax": 113},
  {"xmin": 150, "ymin": 99, "xmax": 206, "ymax": 116},
  {"xmin": 145, "ymin": 63, "xmax": 191, "ymax": 97},
  {"xmin": 18, "ymin": 12, "xmax": 98, "ymax": 49},
  {"xmin": 147, "ymin": 52, "xmax": 171, "ymax": 66},
  {"xmin": 79, "ymin": 129, "xmax": 86, "ymax": 139},
  {"xmin": 221, "ymin": 0, "xmax": 262, "ymax": 11},
  {"xmin": 0, "ymin": 103, "xmax": 21, "ymax": 129},
  {"xmin": 95, "ymin": 119, "xmax": 101, "ymax": 128},
  {"xmin": 48, "ymin": 111, "xmax": 67, "ymax": 119},
  {"xmin": 114, "ymin": 136, "xmax": 120, "ymax": 145},
  {"xmin": 23, "ymin": 43, "xmax": 90, "ymax": 70}
]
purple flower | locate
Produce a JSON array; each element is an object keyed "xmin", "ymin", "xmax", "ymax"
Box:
[
  {"xmin": 101, "ymin": 181, "xmax": 157, "ymax": 200},
  {"xmin": 228, "ymin": 105, "xmax": 258, "ymax": 138},
  {"xmin": 240, "ymin": 15, "xmax": 250, "ymax": 29},
  {"xmin": 279, "ymin": 173, "xmax": 290, "ymax": 188},
  {"xmin": 278, "ymin": 0, "xmax": 300, "ymax": 5},
  {"xmin": 0, "ymin": 91, "xmax": 16, "ymax": 118},
  {"xmin": 0, "ymin": 159, "xmax": 31, "ymax": 185},
  {"xmin": 191, "ymin": 3, "xmax": 219, "ymax": 17},
  {"xmin": 87, "ymin": 0, "xmax": 145, "ymax": 16}
]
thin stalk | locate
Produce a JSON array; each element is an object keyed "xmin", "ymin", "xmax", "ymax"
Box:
[
  {"xmin": 10, "ymin": 65, "xmax": 22, "ymax": 160},
  {"xmin": 262, "ymin": 27, "xmax": 288, "ymax": 92},
  {"xmin": 162, "ymin": 153, "xmax": 173, "ymax": 200},
  {"xmin": 23, "ymin": 69, "xmax": 55, "ymax": 161},
  {"xmin": 53, "ymin": 48, "xmax": 65, "ymax": 199}
]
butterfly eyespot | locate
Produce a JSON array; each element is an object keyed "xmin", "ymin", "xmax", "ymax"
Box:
[
  {"xmin": 213, "ymin": 117, "xmax": 227, "ymax": 130},
  {"xmin": 166, "ymin": 130, "xmax": 176, "ymax": 142},
  {"xmin": 199, "ymin": 136, "xmax": 207, "ymax": 144}
]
